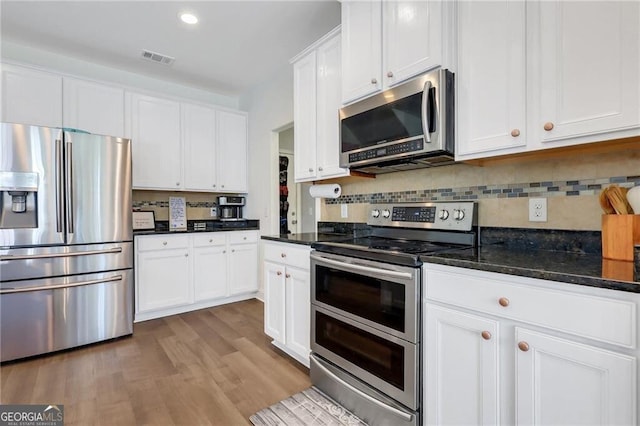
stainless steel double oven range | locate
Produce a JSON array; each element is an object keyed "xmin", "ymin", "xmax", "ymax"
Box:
[{"xmin": 310, "ymin": 201, "xmax": 478, "ymax": 426}]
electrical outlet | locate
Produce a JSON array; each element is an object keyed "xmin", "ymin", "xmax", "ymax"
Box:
[
  {"xmin": 528, "ymin": 198, "xmax": 547, "ymax": 222},
  {"xmin": 210, "ymin": 207, "xmax": 217, "ymax": 217},
  {"xmin": 341, "ymin": 204, "xmax": 348, "ymax": 218}
]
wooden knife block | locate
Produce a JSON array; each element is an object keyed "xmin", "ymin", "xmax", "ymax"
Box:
[{"xmin": 601, "ymin": 214, "xmax": 640, "ymax": 261}]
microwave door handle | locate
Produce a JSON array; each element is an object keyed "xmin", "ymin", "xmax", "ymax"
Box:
[{"xmin": 421, "ymin": 80, "xmax": 433, "ymax": 143}]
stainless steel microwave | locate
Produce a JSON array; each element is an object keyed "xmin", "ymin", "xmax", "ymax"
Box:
[{"xmin": 339, "ymin": 68, "xmax": 455, "ymax": 174}]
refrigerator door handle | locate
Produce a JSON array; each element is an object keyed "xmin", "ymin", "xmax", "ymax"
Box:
[
  {"xmin": 55, "ymin": 138, "xmax": 64, "ymax": 233},
  {"xmin": 1, "ymin": 247, "xmax": 123, "ymax": 262},
  {"xmin": 65, "ymin": 140, "xmax": 74, "ymax": 234},
  {"xmin": 0, "ymin": 274, "xmax": 123, "ymax": 294}
]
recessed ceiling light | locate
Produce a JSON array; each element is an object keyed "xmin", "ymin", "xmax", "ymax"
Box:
[{"xmin": 180, "ymin": 13, "xmax": 198, "ymax": 25}]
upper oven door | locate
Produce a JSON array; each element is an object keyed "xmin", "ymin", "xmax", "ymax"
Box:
[{"xmin": 310, "ymin": 251, "xmax": 420, "ymax": 343}]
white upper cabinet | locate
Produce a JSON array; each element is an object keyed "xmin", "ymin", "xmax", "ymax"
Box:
[
  {"xmin": 456, "ymin": 0, "xmax": 527, "ymax": 157},
  {"xmin": 341, "ymin": 1, "xmax": 383, "ymax": 102},
  {"xmin": 63, "ymin": 77, "xmax": 125, "ymax": 137},
  {"xmin": 531, "ymin": 0, "xmax": 640, "ymax": 148},
  {"xmin": 293, "ymin": 28, "xmax": 348, "ymax": 183},
  {"xmin": 182, "ymin": 103, "xmax": 217, "ymax": 191},
  {"xmin": 456, "ymin": 0, "xmax": 640, "ymax": 160},
  {"xmin": 216, "ymin": 110, "xmax": 248, "ymax": 193},
  {"xmin": 126, "ymin": 92, "xmax": 182, "ymax": 190},
  {"xmin": 1, "ymin": 64, "xmax": 63, "ymax": 128},
  {"xmin": 341, "ymin": 0, "xmax": 451, "ymax": 105}
]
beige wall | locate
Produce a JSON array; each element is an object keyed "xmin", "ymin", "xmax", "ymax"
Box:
[{"xmin": 320, "ymin": 149, "xmax": 640, "ymax": 231}]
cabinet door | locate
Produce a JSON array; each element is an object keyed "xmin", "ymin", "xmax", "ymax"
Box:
[
  {"xmin": 136, "ymin": 249, "xmax": 191, "ymax": 313},
  {"xmin": 515, "ymin": 328, "xmax": 636, "ymax": 426},
  {"xmin": 183, "ymin": 103, "xmax": 217, "ymax": 191},
  {"xmin": 285, "ymin": 266, "xmax": 311, "ymax": 363},
  {"xmin": 63, "ymin": 77, "xmax": 125, "ymax": 137},
  {"xmin": 193, "ymin": 245, "xmax": 227, "ymax": 302},
  {"xmin": 126, "ymin": 93, "xmax": 182, "ymax": 190},
  {"xmin": 264, "ymin": 261, "xmax": 286, "ymax": 344},
  {"xmin": 533, "ymin": 1, "xmax": 640, "ymax": 146},
  {"xmin": 383, "ymin": 0, "xmax": 442, "ymax": 87},
  {"xmin": 456, "ymin": 0, "xmax": 527, "ymax": 159},
  {"xmin": 425, "ymin": 304, "xmax": 499, "ymax": 426},
  {"xmin": 216, "ymin": 110, "xmax": 247, "ymax": 192},
  {"xmin": 293, "ymin": 51, "xmax": 318, "ymax": 182},
  {"xmin": 316, "ymin": 33, "xmax": 349, "ymax": 180},
  {"xmin": 228, "ymin": 243, "xmax": 258, "ymax": 295},
  {"xmin": 1, "ymin": 64, "xmax": 62, "ymax": 128},
  {"xmin": 341, "ymin": 0, "xmax": 383, "ymax": 104}
]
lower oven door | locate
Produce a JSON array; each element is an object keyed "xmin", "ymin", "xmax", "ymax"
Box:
[
  {"xmin": 311, "ymin": 353, "xmax": 417, "ymax": 426},
  {"xmin": 311, "ymin": 305, "xmax": 419, "ymax": 410},
  {"xmin": 310, "ymin": 251, "xmax": 419, "ymax": 343}
]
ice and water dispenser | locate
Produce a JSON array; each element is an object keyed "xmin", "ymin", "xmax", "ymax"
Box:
[{"xmin": 0, "ymin": 171, "xmax": 38, "ymax": 229}]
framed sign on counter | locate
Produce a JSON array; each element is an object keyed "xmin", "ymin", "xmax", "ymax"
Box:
[{"xmin": 132, "ymin": 211, "xmax": 156, "ymax": 231}]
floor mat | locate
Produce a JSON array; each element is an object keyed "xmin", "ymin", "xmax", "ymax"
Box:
[{"xmin": 249, "ymin": 386, "xmax": 367, "ymax": 426}]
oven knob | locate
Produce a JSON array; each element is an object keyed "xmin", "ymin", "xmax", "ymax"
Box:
[
  {"xmin": 382, "ymin": 209, "xmax": 391, "ymax": 218},
  {"xmin": 438, "ymin": 209, "xmax": 449, "ymax": 220},
  {"xmin": 454, "ymin": 209, "xmax": 466, "ymax": 221},
  {"xmin": 371, "ymin": 209, "xmax": 380, "ymax": 218}
]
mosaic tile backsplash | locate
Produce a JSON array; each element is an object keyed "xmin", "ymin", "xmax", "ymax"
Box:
[{"xmin": 326, "ymin": 175, "xmax": 640, "ymax": 205}]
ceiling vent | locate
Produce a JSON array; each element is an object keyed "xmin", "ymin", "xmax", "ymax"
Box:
[{"xmin": 140, "ymin": 49, "xmax": 175, "ymax": 66}]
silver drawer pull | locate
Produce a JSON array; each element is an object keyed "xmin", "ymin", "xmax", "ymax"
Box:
[
  {"xmin": 1, "ymin": 274, "xmax": 123, "ymax": 294},
  {"xmin": 1, "ymin": 247, "xmax": 122, "ymax": 261}
]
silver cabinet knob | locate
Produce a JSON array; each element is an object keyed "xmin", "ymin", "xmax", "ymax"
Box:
[
  {"xmin": 371, "ymin": 78, "xmax": 377, "ymax": 84},
  {"xmin": 223, "ymin": 250, "xmax": 226, "ymax": 253},
  {"xmin": 163, "ymin": 241, "xmax": 167, "ymax": 246},
  {"xmin": 209, "ymin": 239, "xmax": 213, "ymax": 243},
  {"xmin": 281, "ymin": 253, "xmax": 286, "ymax": 258},
  {"xmin": 176, "ymin": 182, "xmax": 180, "ymax": 186},
  {"xmin": 277, "ymin": 271, "xmax": 282, "ymax": 276},
  {"xmin": 387, "ymin": 71, "xmax": 394, "ymax": 78},
  {"xmin": 213, "ymin": 184, "xmax": 216, "ymax": 188},
  {"xmin": 318, "ymin": 166, "xmax": 323, "ymax": 171},
  {"xmin": 231, "ymin": 249, "xmax": 235, "ymax": 253},
  {"xmin": 185, "ymin": 253, "xmax": 188, "ymax": 257},
  {"xmin": 221, "ymin": 184, "xmax": 225, "ymax": 188},
  {"xmin": 308, "ymin": 168, "xmax": 313, "ymax": 172},
  {"xmin": 285, "ymin": 273, "xmax": 291, "ymax": 278}
]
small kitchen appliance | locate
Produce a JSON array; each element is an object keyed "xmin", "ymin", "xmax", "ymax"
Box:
[
  {"xmin": 310, "ymin": 201, "xmax": 478, "ymax": 426},
  {"xmin": 217, "ymin": 196, "xmax": 245, "ymax": 221}
]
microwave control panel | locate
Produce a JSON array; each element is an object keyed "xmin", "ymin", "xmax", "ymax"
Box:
[{"xmin": 348, "ymin": 139, "xmax": 424, "ymax": 163}]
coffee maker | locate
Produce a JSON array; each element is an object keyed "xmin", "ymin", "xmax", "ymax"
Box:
[{"xmin": 217, "ymin": 196, "xmax": 245, "ymax": 221}]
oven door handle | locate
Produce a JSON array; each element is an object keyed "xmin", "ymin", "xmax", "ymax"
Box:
[
  {"xmin": 315, "ymin": 256, "xmax": 413, "ymax": 280},
  {"xmin": 310, "ymin": 355, "xmax": 413, "ymax": 423}
]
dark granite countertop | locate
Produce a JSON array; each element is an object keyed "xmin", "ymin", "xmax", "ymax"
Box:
[
  {"xmin": 421, "ymin": 245, "xmax": 640, "ymax": 293},
  {"xmin": 261, "ymin": 233, "xmax": 353, "ymax": 246},
  {"xmin": 134, "ymin": 219, "xmax": 260, "ymax": 235}
]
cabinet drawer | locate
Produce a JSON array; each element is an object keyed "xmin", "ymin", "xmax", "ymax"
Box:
[
  {"xmin": 192, "ymin": 233, "xmax": 226, "ymax": 247},
  {"xmin": 425, "ymin": 268, "xmax": 636, "ymax": 348},
  {"xmin": 228, "ymin": 231, "xmax": 258, "ymax": 245},
  {"xmin": 264, "ymin": 242, "xmax": 311, "ymax": 270},
  {"xmin": 136, "ymin": 234, "xmax": 190, "ymax": 252}
]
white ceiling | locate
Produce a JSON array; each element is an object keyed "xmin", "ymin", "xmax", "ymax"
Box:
[{"xmin": 0, "ymin": 1, "xmax": 341, "ymax": 97}]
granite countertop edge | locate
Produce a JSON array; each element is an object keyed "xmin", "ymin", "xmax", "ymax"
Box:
[
  {"xmin": 134, "ymin": 226, "xmax": 260, "ymax": 236},
  {"xmin": 422, "ymin": 255, "xmax": 640, "ymax": 294},
  {"xmin": 261, "ymin": 234, "xmax": 639, "ymax": 294}
]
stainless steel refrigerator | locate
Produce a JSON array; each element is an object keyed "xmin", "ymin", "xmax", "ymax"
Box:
[{"xmin": 0, "ymin": 123, "xmax": 133, "ymax": 362}]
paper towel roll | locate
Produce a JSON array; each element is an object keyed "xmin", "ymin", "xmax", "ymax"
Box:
[{"xmin": 309, "ymin": 184, "xmax": 342, "ymax": 199}]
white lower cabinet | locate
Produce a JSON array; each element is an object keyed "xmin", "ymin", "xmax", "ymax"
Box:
[
  {"xmin": 136, "ymin": 236, "xmax": 191, "ymax": 313},
  {"xmin": 263, "ymin": 240, "xmax": 311, "ymax": 367},
  {"xmin": 425, "ymin": 305, "xmax": 499, "ymax": 425},
  {"xmin": 424, "ymin": 264, "xmax": 639, "ymax": 425},
  {"xmin": 135, "ymin": 231, "xmax": 258, "ymax": 322}
]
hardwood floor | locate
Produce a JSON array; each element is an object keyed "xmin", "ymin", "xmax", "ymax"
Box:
[{"xmin": 0, "ymin": 299, "xmax": 312, "ymax": 425}]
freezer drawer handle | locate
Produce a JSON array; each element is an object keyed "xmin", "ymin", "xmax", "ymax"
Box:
[
  {"xmin": 0, "ymin": 247, "xmax": 123, "ymax": 261},
  {"xmin": 0, "ymin": 274, "xmax": 123, "ymax": 294},
  {"xmin": 310, "ymin": 355, "xmax": 413, "ymax": 422}
]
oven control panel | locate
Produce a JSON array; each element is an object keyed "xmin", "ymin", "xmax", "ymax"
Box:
[{"xmin": 367, "ymin": 201, "xmax": 477, "ymax": 231}]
